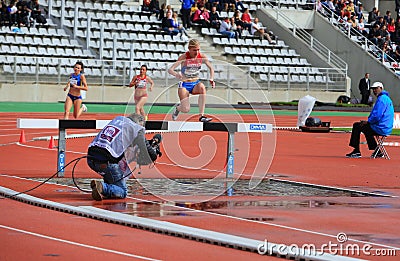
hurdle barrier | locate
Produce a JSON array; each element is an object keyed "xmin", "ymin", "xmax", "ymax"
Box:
[{"xmin": 17, "ymin": 119, "xmax": 273, "ymax": 178}]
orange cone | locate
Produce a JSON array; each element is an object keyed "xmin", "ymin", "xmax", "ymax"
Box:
[
  {"xmin": 19, "ymin": 130, "xmax": 26, "ymax": 143},
  {"xmin": 48, "ymin": 136, "xmax": 55, "ymax": 149}
]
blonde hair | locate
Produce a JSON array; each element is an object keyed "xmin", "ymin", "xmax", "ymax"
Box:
[{"xmin": 188, "ymin": 39, "xmax": 200, "ymax": 49}]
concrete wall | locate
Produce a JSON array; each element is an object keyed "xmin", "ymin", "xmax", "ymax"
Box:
[
  {"xmin": 264, "ymin": 9, "xmax": 315, "ymax": 30},
  {"xmin": 0, "ymin": 83, "xmax": 347, "ymax": 105},
  {"xmin": 362, "ymin": 0, "xmax": 396, "ymax": 15}
]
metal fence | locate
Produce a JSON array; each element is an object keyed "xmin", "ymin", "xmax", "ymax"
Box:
[{"xmin": 0, "ymin": 57, "xmax": 348, "ymax": 92}]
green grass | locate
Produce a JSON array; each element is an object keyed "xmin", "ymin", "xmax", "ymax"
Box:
[
  {"xmin": 0, "ymin": 102, "xmax": 370, "ymax": 117},
  {"xmin": 269, "ymin": 101, "xmax": 370, "ymax": 108}
]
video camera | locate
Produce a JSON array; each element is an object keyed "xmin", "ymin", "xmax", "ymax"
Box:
[{"xmin": 147, "ymin": 134, "xmax": 162, "ymax": 157}]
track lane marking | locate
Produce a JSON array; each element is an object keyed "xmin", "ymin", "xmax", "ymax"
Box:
[{"xmin": 0, "ymin": 224, "xmax": 161, "ymax": 261}]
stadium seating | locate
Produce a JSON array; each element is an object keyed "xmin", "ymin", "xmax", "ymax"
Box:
[{"xmin": 0, "ymin": 0, "xmax": 338, "ymax": 88}]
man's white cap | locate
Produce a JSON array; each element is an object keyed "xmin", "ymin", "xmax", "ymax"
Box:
[{"xmin": 371, "ymin": 81, "xmax": 384, "ymax": 89}]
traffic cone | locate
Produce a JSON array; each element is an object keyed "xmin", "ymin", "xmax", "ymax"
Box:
[
  {"xmin": 48, "ymin": 136, "xmax": 55, "ymax": 149},
  {"xmin": 19, "ymin": 130, "xmax": 26, "ymax": 143}
]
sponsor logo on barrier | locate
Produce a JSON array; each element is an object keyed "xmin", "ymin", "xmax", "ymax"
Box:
[
  {"xmin": 250, "ymin": 124, "xmax": 267, "ymax": 131},
  {"xmin": 58, "ymin": 151, "xmax": 65, "ymax": 174},
  {"xmin": 227, "ymin": 154, "xmax": 234, "ymax": 176}
]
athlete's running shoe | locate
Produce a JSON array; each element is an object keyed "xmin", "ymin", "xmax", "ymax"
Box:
[
  {"xmin": 172, "ymin": 105, "xmax": 180, "ymax": 121},
  {"xmin": 199, "ymin": 115, "xmax": 212, "ymax": 122},
  {"xmin": 90, "ymin": 180, "xmax": 103, "ymax": 201},
  {"xmin": 82, "ymin": 104, "xmax": 87, "ymax": 112}
]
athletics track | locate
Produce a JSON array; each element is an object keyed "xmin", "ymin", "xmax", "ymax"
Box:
[{"xmin": 0, "ymin": 103, "xmax": 399, "ymax": 260}]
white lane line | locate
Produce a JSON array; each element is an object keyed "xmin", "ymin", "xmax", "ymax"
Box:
[
  {"xmin": 0, "ymin": 131, "xmax": 58, "ymax": 137},
  {"xmin": 16, "ymin": 143, "xmax": 86, "ymax": 154},
  {"xmin": 0, "ymin": 224, "xmax": 161, "ymax": 261}
]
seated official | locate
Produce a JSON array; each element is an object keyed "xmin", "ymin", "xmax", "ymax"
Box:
[{"xmin": 346, "ymin": 82, "xmax": 394, "ymax": 158}]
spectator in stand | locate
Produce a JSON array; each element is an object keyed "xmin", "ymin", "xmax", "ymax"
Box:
[
  {"xmin": 315, "ymin": 0, "xmax": 323, "ymax": 14},
  {"xmin": 219, "ymin": 16, "xmax": 237, "ymax": 39},
  {"xmin": 192, "ymin": 6, "xmax": 211, "ymax": 28},
  {"xmin": 181, "ymin": 0, "xmax": 194, "ymax": 30},
  {"xmin": 388, "ymin": 18, "xmax": 396, "ymax": 42},
  {"xmin": 326, "ymin": 0, "xmax": 336, "ymax": 13},
  {"xmin": 209, "ymin": 5, "xmax": 221, "ymax": 29},
  {"xmin": 29, "ymin": 0, "xmax": 46, "ymax": 26},
  {"xmin": 357, "ymin": 17, "xmax": 368, "ymax": 37},
  {"xmin": 230, "ymin": 16, "xmax": 241, "ymax": 39},
  {"xmin": 368, "ymin": 23, "xmax": 381, "ymax": 45},
  {"xmin": 233, "ymin": 10, "xmax": 242, "ymax": 25},
  {"xmin": 250, "ymin": 17, "xmax": 275, "ymax": 44},
  {"xmin": 394, "ymin": 17, "xmax": 400, "ymax": 43},
  {"xmin": 235, "ymin": 0, "xmax": 245, "ymax": 12},
  {"xmin": 373, "ymin": 16, "xmax": 385, "ymax": 28},
  {"xmin": 345, "ymin": 0, "xmax": 355, "ymax": 17},
  {"xmin": 240, "ymin": 8, "xmax": 252, "ymax": 31},
  {"xmin": 205, "ymin": 0, "xmax": 218, "ymax": 11},
  {"xmin": 149, "ymin": 0, "xmax": 161, "ymax": 18},
  {"xmin": 368, "ymin": 7, "xmax": 378, "ymax": 24},
  {"xmin": 142, "ymin": 0, "xmax": 151, "ymax": 11},
  {"xmin": 220, "ymin": 0, "xmax": 235, "ymax": 12},
  {"xmin": 346, "ymin": 14, "xmax": 358, "ymax": 31},
  {"xmin": 392, "ymin": 45, "xmax": 400, "ymax": 62},
  {"xmin": 16, "ymin": 0, "xmax": 30, "ymax": 28},
  {"xmin": 384, "ymin": 10, "xmax": 392, "ymax": 24},
  {"xmin": 379, "ymin": 24, "xmax": 390, "ymax": 44},
  {"xmin": 396, "ymin": 0, "xmax": 400, "ymax": 19},
  {"xmin": 171, "ymin": 11, "xmax": 189, "ymax": 38},
  {"xmin": 191, "ymin": 2, "xmax": 198, "ymax": 14},
  {"xmin": 197, "ymin": 0, "xmax": 206, "ymax": 9},
  {"xmin": 0, "ymin": 1, "xmax": 5, "ymax": 27},
  {"xmin": 354, "ymin": 3, "xmax": 364, "ymax": 21},
  {"xmin": 377, "ymin": 41, "xmax": 391, "ymax": 62},
  {"xmin": 162, "ymin": 10, "xmax": 179, "ymax": 38},
  {"xmin": 158, "ymin": 3, "xmax": 166, "ymax": 20},
  {"xmin": 7, "ymin": 0, "xmax": 18, "ymax": 29}
]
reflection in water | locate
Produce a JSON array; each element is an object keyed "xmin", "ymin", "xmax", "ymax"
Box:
[{"xmin": 94, "ymin": 199, "xmax": 395, "ymax": 221}]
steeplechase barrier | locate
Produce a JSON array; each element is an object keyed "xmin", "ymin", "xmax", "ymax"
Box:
[{"xmin": 17, "ymin": 119, "xmax": 273, "ymax": 178}]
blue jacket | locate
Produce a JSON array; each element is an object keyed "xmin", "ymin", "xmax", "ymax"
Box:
[
  {"xmin": 368, "ymin": 90, "xmax": 394, "ymax": 136},
  {"xmin": 181, "ymin": 0, "xmax": 194, "ymax": 10}
]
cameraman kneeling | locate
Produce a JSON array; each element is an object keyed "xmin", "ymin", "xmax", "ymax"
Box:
[{"xmin": 87, "ymin": 113, "xmax": 160, "ymax": 201}]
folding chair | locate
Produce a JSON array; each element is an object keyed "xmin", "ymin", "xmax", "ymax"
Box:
[{"xmin": 371, "ymin": 135, "xmax": 390, "ymax": 160}]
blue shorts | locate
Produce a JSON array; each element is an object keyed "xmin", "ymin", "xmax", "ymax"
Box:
[
  {"xmin": 178, "ymin": 80, "xmax": 200, "ymax": 94},
  {"xmin": 68, "ymin": 93, "xmax": 82, "ymax": 102}
]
